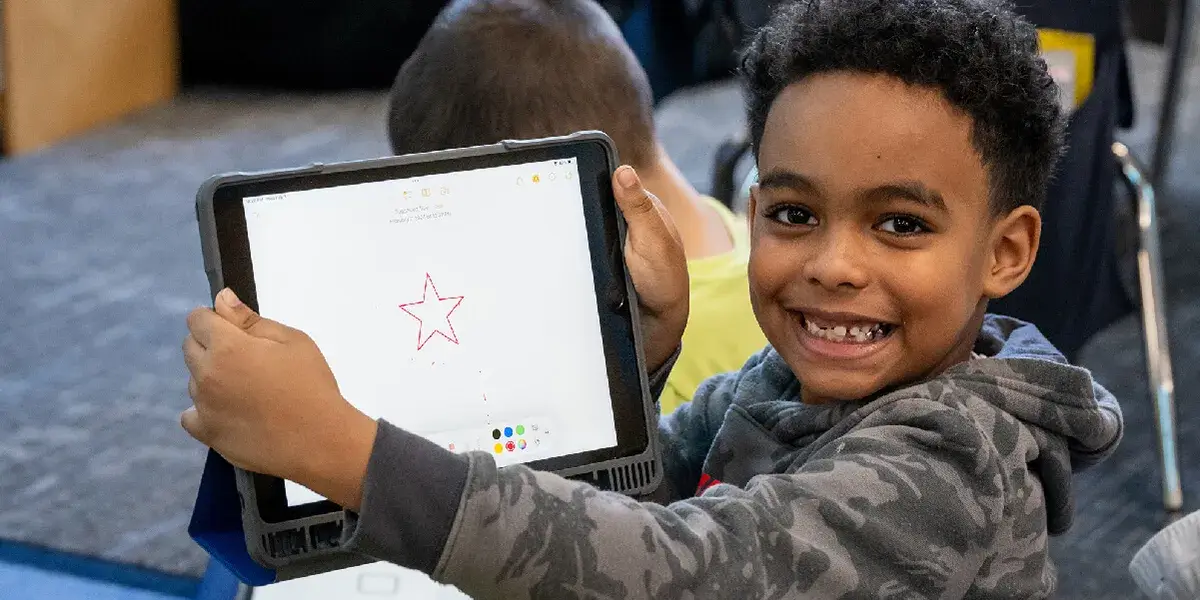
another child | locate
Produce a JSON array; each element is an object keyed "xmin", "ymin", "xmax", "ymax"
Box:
[
  {"xmin": 384, "ymin": 0, "xmax": 767, "ymax": 413},
  {"xmin": 182, "ymin": 0, "xmax": 1124, "ymax": 597}
]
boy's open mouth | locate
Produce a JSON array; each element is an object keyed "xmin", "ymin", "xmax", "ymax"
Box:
[{"xmin": 797, "ymin": 312, "xmax": 896, "ymax": 344}]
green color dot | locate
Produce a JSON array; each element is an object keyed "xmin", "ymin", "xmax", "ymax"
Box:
[{"xmin": 516, "ymin": 425, "xmax": 526, "ymax": 435}]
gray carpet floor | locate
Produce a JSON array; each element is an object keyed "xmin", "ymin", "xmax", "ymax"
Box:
[{"xmin": 1, "ymin": 39, "xmax": 1198, "ymax": 597}]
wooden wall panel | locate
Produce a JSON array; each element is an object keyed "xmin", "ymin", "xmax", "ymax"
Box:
[{"xmin": 2, "ymin": 0, "xmax": 178, "ymax": 155}]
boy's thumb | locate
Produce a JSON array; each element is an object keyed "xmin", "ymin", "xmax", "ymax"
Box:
[
  {"xmin": 215, "ymin": 288, "xmax": 292, "ymax": 342},
  {"xmin": 612, "ymin": 166, "xmax": 681, "ymax": 250},
  {"xmin": 613, "ymin": 166, "xmax": 657, "ymax": 220}
]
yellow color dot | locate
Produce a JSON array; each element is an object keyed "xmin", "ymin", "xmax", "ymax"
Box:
[{"xmin": 494, "ymin": 443, "xmax": 504, "ymax": 454}]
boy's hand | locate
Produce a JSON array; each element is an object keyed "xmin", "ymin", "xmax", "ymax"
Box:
[
  {"xmin": 181, "ymin": 289, "xmax": 375, "ymax": 510},
  {"xmin": 612, "ymin": 166, "xmax": 689, "ymax": 373}
]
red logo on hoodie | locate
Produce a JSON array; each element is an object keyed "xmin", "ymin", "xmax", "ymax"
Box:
[{"xmin": 696, "ymin": 473, "xmax": 722, "ymax": 495}]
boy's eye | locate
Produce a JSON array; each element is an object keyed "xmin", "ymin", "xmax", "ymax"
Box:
[
  {"xmin": 877, "ymin": 215, "xmax": 928, "ymax": 235},
  {"xmin": 768, "ymin": 205, "xmax": 818, "ymax": 226}
]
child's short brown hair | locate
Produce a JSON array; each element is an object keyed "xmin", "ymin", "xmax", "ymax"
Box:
[{"xmin": 387, "ymin": 0, "xmax": 658, "ymax": 168}]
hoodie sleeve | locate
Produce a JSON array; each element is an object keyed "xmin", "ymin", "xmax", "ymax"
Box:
[
  {"xmin": 343, "ymin": 393, "xmax": 1012, "ymax": 599},
  {"xmin": 337, "ymin": 345, "xmax": 684, "ymax": 573}
]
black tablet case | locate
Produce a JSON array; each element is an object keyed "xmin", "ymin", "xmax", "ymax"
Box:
[{"xmin": 188, "ymin": 132, "xmax": 663, "ymax": 584}]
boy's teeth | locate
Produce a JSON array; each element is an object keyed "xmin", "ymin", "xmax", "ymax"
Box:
[{"xmin": 803, "ymin": 315, "xmax": 888, "ymax": 343}]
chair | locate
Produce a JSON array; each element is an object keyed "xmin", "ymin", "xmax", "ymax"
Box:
[{"xmin": 1112, "ymin": 142, "xmax": 1183, "ymax": 512}]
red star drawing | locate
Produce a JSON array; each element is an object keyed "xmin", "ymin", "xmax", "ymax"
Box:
[{"xmin": 399, "ymin": 273, "xmax": 465, "ymax": 350}]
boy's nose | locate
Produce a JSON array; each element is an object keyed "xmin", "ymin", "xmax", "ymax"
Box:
[{"xmin": 801, "ymin": 229, "xmax": 870, "ymax": 292}]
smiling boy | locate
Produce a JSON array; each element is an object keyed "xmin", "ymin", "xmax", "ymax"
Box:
[
  {"xmin": 182, "ymin": 0, "xmax": 1122, "ymax": 597},
  {"xmin": 747, "ymin": 71, "xmax": 1040, "ymax": 404}
]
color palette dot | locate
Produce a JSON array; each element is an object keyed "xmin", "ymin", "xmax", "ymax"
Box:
[
  {"xmin": 505, "ymin": 441, "xmax": 516, "ymax": 452},
  {"xmin": 503, "ymin": 427, "xmax": 513, "ymax": 438},
  {"xmin": 518, "ymin": 439, "xmax": 527, "ymax": 450},
  {"xmin": 493, "ymin": 443, "xmax": 504, "ymax": 454},
  {"xmin": 491, "ymin": 429, "xmax": 501, "ymax": 440},
  {"xmin": 516, "ymin": 425, "xmax": 525, "ymax": 435}
]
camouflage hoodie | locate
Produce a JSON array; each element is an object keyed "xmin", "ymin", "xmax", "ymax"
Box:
[{"xmin": 341, "ymin": 315, "xmax": 1123, "ymax": 598}]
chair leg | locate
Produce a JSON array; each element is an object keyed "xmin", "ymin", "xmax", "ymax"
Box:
[
  {"xmin": 1113, "ymin": 142, "xmax": 1184, "ymax": 512},
  {"xmin": 734, "ymin": 166, "xmax": 759, "ymax": 215}
]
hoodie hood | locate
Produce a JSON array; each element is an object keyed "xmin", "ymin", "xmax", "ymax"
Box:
[
  {"xmin": 966, "ymin": 315, "xmax": 1124, "ymax": 469},
  {"xmin": 718, "ymin": 314, "xmax": 1123, "ymax": 536},
  {"xmin": 942, "ymin": 315, "xmax": 1124, "ymax": 534}
]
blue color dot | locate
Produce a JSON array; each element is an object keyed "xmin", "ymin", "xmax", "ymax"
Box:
[{"xmin": 504, "ymin": 427, "xmax": 513, "ymax": 438}]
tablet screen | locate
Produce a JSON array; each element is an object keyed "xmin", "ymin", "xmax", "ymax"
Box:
[{"xmin": 241, "ymin": 158, "xmax": 618, "ymax": 507}]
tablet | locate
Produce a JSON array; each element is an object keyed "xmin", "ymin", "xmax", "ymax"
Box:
[
  {"xmin": 195, "ymin": 132, "xmax": 662, "ymax": 571},
  {"xmin": 249, "ymin": 562, "xmax": 469, "ymax": 599}
]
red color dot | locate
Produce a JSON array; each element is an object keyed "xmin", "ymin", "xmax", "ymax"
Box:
[{"xmin": 505, "ymin": 441, "xmax": 516, "ymax": 452}]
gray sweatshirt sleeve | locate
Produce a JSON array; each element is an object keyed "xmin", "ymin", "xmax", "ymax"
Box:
[
  {"xmin": 340, "ymin": 345, "xmax": 684, "ymax": 572},
  {"xmin": 345, "ymin": 394, "xmax": 1011, "ymax": 599}
]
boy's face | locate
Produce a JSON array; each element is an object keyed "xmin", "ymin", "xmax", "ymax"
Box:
[{"xmin": 748, "ymin": 72, "xmax": 1039, "ymax": 403}]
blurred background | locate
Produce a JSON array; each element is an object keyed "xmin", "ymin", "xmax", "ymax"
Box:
[{"xmin": 0, "ymin": 0, "xmax": 1197, "ymax": 598}]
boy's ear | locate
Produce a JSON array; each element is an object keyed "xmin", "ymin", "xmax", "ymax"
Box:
[{"xmin": 983, "ymin": 205, "xmax": 1041, "ymax": 299}]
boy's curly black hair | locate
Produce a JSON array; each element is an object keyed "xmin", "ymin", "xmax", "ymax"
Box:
[{"xmin": 741, "ymin": 0, "xmax": 1066, "ymax": 213}]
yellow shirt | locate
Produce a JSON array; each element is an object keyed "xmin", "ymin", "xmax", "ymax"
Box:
[{"xmin": 659, "ymin": 198, "xmax": 768, "ymax": 415}]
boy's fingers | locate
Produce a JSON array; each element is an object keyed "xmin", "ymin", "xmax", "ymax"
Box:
[
  {"xmin": 186, "ymin": 307, "xmax": 242, "ymax": 349},
  {"xmin": 180, "ymin": 408, "xmax": 208, "ymax": 443},
  {"xmin": 613, "ymin": 166, "xmax": 682, "ymax": 246},
  {"xmin": 182, "ymin": 335, "xmax": 205, "ymax": 376},
  {"xmin": 214, "ymin": 288, "xmax": 292, "ymax": 343},
  {"xmin": 613, "ymin": 166, "xmax": 656, "ymax": 219},
  {"xmin": 214, "ymin": 288, "xmax": 259, "ymax": 330}
]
